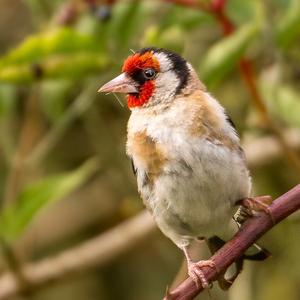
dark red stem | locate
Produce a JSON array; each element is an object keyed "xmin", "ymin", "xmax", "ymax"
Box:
[
  {"xmin": 212, "ymin": 10, "xmax": 235, "ymax": 35},
  {"xmin": 164, "ymin": 184, "xmax": 300, "ymax": 300},
  {"xmin": 209, "ymin": 4, "xmax": 267, "ymax": 116},
  {"xmin": 238, "ymin": 58, "xmax": 268, "ymax": 116}
]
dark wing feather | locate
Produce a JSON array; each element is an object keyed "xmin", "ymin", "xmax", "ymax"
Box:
[
  {"xmin": 207, "ymin": 233, "xmax": 270, "ymax": 290},
  {"xmin": 130, "ymin": 158, "xmax": 137, "ymax": 176},
  {"xmin": 225, "ymin": 112, "xmax": 236, "ymax": 130}
]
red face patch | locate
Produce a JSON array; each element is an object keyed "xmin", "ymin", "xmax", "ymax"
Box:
[
  {"xmin": 122, "ymin": 51, "xmax": 160, "ymax": 108},
  {"xmin": 122, "ymin": 51, "xmax": 160, "ymax": 74},
  {"xmin": 126, "ymin": 81, "xmax": 155, "ymax": 108}
]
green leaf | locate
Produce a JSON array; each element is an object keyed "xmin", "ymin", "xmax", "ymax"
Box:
[
  {"xmin": 262, "ymin": 83, "xmax": 300, "ymax": 128},
  {"xmin": 142, "ymin": 25, "xmax": 185, "ymax": 54},
  {"xmin": 276, "ymin": 0, "xmax": 300, "ymax": 48},
  {"xmin": 0, "ymin": 28, "xmax": 103, "ymax": 69},
  {"xmin": 227, "ymin": 0, "xmax": 262, "ymax": 25},
  {"xmin": 0, "ymin": 158, "xmax": 99, "ymax": 240},
  {"xmin": 199, "ymin": 22, "xmax": 259, "ymax": 86},
  {"xmin": 0, "ymin": 52, "xmax": 109, "ymax": 83},
  {"xmin": 108, "ymin": 1, "xmax": 143, "ymax": 49},
  {"xmin": 156, "ymin": 5, "xmax": 211, "ymax": 32}
]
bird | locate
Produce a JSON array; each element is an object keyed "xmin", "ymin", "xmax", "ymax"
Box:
[{"xmin": 98, "ymin": 47, "xmax": 270, "ymax": 289}]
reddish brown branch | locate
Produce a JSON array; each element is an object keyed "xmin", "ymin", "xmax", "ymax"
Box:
[
  {"xmin": 211, "ymin": 2, "xmax": 235, "ymax": 35},
  {"xmin": 164, "ymin": 184, "xmax": 300, "ymax": 300},
  {"xmin": 238, "ymin": 59, "xmax": 268, "ymax": 116},
  {"xmin": 0, "ymin": 211, "xmax": 156, "ymax": 299}
]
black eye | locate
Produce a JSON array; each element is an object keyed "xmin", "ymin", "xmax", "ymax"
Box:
[{"xmin": 143, "ymin": 68, "xmax": 156, "ymax": 79}]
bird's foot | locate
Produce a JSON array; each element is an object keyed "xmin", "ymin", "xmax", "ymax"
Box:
[
  {"xmin": 238, "ymin": 195, "xmax": 274, "ymax": 224},
  {"xmin": 187, "ymin": 259, "xmax": 216, "ymax": 289}
]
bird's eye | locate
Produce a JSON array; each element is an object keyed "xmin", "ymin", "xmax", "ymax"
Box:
[{"xmin": 143, "ymin": 68, "xmax": 156, "ymax": 80}]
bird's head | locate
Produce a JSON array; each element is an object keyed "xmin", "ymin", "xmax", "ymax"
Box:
[{"xmin": 99, "ymin": 47, "xmax": 195, "ymax": 109}]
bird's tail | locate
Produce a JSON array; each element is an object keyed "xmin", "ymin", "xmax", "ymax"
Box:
[
  {"xmin": 233, "ymin": 205, "xmax": 271, "ymax": 261},
  {"xmin": 242, "ymin": 241, "xmax": 271, "ymax": 261},
  {"xmin": 206, "ymin": 235, "xmax": 270, "ymax": 290},
  {"xmin": 207, "ymin": 235, "xmax": 270, "ymax": 261}
]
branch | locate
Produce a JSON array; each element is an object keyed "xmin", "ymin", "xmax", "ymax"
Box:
[
  {"xmin": 164, "ymin": 184, "xmax": 300, "ymax": 300},
  {"xmin": 0, "ymin": 184, "xmax": 298, "ymax": 300},
  {"xmin": 245, "ymin": 129, "xmax": 300, "ymax": 168},
  {"xmin": 13, "ymin": 129, "xmax": 300, "ymax": 262},
  {"xmin": 0, "ymin": 171, "xmax": 299, "ymax": 299},
  {"xmin": 0, "ymin": 211, "xmax": 156, "ymax": 300},
  {"xmin": 25, "ymin": 79, "xmax": 100, "ymax": 168}
]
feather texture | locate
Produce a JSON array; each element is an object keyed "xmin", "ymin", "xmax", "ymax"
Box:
[{"xmin": 127, "ymin": 88, "xmax": 251, "ymax": 248}]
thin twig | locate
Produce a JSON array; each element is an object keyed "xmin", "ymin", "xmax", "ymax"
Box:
[
  {"xmin": 244, "ymin": 129, "xmax": 300, "ymax": 168},
  {"xmin": 238, "ymin": 59, "xmax": 300, "ymax": 174},
  {"xmin": 0, "ymin": 184, "xmax": 298, "ymax": 300},
  {"xmin": 1, "ymin": 84, "xmax": 45, "ymax": 296},
  {"xmin": 164, "ymin": 184, "xmax": 300, "ymax": 300},
  {"xmin": 25, "ymin": 79, "xmax": 99, "ymax": 168},
  {"xmin": 0, "ymin": 211, "xmax": 156, "ymax": 300},
  {"xmin": 13, "ymin": 129, "xmax": 300, "ymax": 262},
  {"xmin": 3, "ymin": 84, "xmax": 44, "ymax": 207}
]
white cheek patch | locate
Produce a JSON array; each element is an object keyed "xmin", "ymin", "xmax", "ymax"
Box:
[
  {"xmin": 141, "ymin": 52, "xmax": 180, "ymax": 106},
  {"xmin": 154, "ymin": 52, "xmax": 173, "ymax": 72},
  {"xmin": 155, "ymin": 71, "xmax": 179, "ymax": 92},
  {"xmin": 150, "ymin": 71, "xmax": 180, "ymax": 106}
]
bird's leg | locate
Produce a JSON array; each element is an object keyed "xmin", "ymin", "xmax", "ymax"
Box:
[
  {"xmin": 182, "ymin": 246, "xmax": 216, "ymax": 289},
  {"xmin": 206, "ymin": 236, "xmax": 243, "ymax": 290},
  {"xmin": 237, "ymin": 195, "xmax": 274, "ymax": 224}
]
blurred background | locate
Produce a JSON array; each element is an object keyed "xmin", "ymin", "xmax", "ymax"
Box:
[{"xmin": 0, "ymin": 0, "xmax": 299, "ymax": 299}]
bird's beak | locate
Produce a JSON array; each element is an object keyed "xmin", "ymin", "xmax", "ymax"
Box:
[{"xmin": 98, "ymin": 73, "xmax": 139, "ymax": 94}]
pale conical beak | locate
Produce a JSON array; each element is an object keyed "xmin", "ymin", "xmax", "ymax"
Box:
[{"xmin": 98, "ymin": 73, "xmax": 139, "ymax": 94}]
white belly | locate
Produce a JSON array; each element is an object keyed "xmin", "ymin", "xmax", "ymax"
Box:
[
  {"xmin": 139, "ymin": 137, "xmax": 251, "ymax": 248},
  {"xmin": 127, "ymin": 94, "xmax": 251, "ymax": 248}
]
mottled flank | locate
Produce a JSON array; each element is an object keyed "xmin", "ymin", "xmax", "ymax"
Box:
[
  {"xmin": 130, "ymin": 131, "xmax": 167, "ymax": 183},
  {"xmin": 206, "ymin": 134, "xmax": 239, "ymax": 151},
  {"xmin": 187, "ymin": 91, "xmax": 221, "ymax": 133},
  {"xmin": 186, "ymin": 91, "xmax": 239, "ymax": 151}
]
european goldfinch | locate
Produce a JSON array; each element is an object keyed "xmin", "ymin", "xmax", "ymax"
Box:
[{"xmin": 99, "ymin": 47, "xmax": 269, "ymax": 288}]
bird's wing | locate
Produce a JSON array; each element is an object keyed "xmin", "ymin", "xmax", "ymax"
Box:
[{"xmin": 130, "ymin": 158, "xmax": 137, "ymax": 176}]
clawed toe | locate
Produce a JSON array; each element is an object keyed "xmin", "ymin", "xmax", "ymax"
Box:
[
  {"xmin": 237, "ymin": 195, "xmax": 275, "ymax": 224},
  {"xmin": 187, "ymin": 260, "xmax": 216, "ymax": 289}
]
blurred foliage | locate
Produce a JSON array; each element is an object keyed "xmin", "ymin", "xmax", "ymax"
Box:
[
  {"xmin": 0, "ymin": 157, "xmax": 99, "ymax": 241},
  {"xmin": 0, "ymin": 28, "xmax": 109, "ymax": 83},
  {"xmin": 199, "ymin": 21, "xmax": 259, "ymax": 85},
  {"xmin": 0, "ymin": 0, "xmax": 299, "ymax": 300},
  {"xmin": 276, "ymin": 0, "xmax": 300, "ymax": 47}
]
